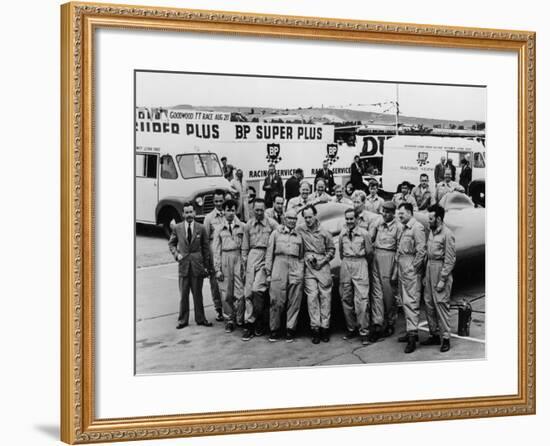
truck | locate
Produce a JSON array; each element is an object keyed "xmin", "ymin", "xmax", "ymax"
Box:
[
  {"xmin": 345, "ymin": 132, "xmax": 486, "ymax": 205},
  {"xmin": 135, "ymin": 109, "xmax": 233, "ymax": 236}
]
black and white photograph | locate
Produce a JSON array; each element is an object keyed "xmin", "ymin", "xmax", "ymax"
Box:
[{"xmin": 135, "ymin": 70, "xmax": 486, "ymax": 374}]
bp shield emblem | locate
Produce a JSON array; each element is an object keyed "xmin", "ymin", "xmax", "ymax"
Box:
[
  {"xmin": 266, "ymin": 143, "xmax": 282, "ymax": 164},
  {"xmin": 325, "ymin": 143, "xmax": 339, "ymax": 165},
  {"xmin": 416, "ymin": 152, "xmax": 429, "ymax": 167}
]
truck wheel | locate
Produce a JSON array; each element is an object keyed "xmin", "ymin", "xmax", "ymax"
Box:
[{"xmin": 161, "ymin": 209, "xmax": 181, "ymax": 239}]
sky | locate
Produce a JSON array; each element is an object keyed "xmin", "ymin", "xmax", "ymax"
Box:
[{"xmin": 136, "ymin": 71, "xmax": 486, "ymax": 122}]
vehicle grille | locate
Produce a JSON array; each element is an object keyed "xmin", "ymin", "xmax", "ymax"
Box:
[{"xmin": 201, "ymin": 193, "xmax": 215, "ymax": 215}]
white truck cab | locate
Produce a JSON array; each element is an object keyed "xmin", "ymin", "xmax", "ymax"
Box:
[{"xmin": 136, "ymin": 113, "xmax": 232, "ymax": 235}]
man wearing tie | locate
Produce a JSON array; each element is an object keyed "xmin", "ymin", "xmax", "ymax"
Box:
[
  {"xmin": 265, "ymin": 195, "xmax": 284, "ymax": 225},
  {"xmin": 262, "ymin": 164, "xmax": 283, "ymax": 209},
  {"xmin": 168, "ymin": 202, "xmax": 213, "ymax": 329}
]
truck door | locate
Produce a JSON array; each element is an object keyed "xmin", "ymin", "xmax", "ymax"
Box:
[
  {"xmin": 136, "ymin": 153, "xmax": 159, "ymax": 223},
  {"xmin": 472, "ymin": 151, "xmax": 486, "ymax": 181}
]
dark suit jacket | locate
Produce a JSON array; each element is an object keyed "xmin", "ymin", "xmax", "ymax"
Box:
[
  {"xmin": 168, "ymin": 221, "xmax": 210, "ymax": 277},
  {"xmin": 285, "ymin": 175, "xmax": 301, "ymax": 201},
  {"xmin": 350, "ymin": 162, "xmax": 363, "ymax": 189},
  {"xmin": 263, "ymin": 173, "xmax": 283, "ymax": 204},
  {"xmin": 315, "ymin": 168, "xmax": 335, "ymax": 194}
]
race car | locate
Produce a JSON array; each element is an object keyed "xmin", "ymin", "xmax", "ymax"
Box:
[{"xmin": 313, "ymin": 191, "xmax": 485, "ymax": 278}]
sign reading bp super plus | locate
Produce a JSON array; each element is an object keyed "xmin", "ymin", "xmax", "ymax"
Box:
[{"xmin": 135, "ymin": 111, "xmax": 362, "ymax": 194}]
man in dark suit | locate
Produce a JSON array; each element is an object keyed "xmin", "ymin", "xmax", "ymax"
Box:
[
  {"xmin": 284, "ymin": 168, "xmax": 303, "ymax": 203},
  {"xmin": 315, "ymin": 160, "xmax": 336, "ymax": 195},
  {"xmin": 262, "ymin": 163, "xmax": 283, "ymax": 209},
  {"xmin": 168, "ymin": 201, "xmax": 213, "ymax": 329},
  {"xmin": 350, "ymin": 155, "xmax": 364, "ymax": 191}
]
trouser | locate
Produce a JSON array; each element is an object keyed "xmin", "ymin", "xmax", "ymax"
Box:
[
  {"xmin": 208, "ymin": 244, "xmax": 222, "ymax": 311},
  {"xmin": 424, "ymin": 260, "xmax": 453, "ymax": 339},
  {"xmin": 178, "ymin": 275, "xmax": 206, "ymax": 325},
  {"xmin": 304, "ymin": 253, "xmax": 333, "ymax": 330},
  {"xmin": 244, "ymin": 248, "xmax": 269, "ymax": 327},
  {"xmin": 371, "ymin": 249, "xmax": 397, "ymax": 329},
  {"xmin": 339, "ymin": 257, "xmax": 370, "ymax": 336},
  {"xmin": 398, "ymin": 255, "xmax": 421, "ymax": 335},
  {"xmin": 219, "ymin": 250, "xmax": 245, "ymax": 324},
  {"xmin": 269, "ymin": 255, "xmax": 304, "ymax": 332}
]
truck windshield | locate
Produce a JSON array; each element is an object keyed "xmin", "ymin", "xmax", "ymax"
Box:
[{"xmin": 176, "ymin": 153, "xmax": 223, "ymax": 178}]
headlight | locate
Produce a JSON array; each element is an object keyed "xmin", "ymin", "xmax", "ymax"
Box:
[{"xmin": 195, "ymin": 196, "xmax": 204, "ymax": 207}]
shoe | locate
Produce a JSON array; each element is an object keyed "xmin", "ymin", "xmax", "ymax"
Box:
[
  {"xmin": 215, "ymin": 309, "xmax": 224, "ymax": 322},
  {"xmin": 368, "ymin": 326, "xmax": 381, "ymax": 343},
  {"xmin": 440, "ymin": 338, "xmax": 451, "ymax": 352},
  {"xmin": 197, "ymin": 321, "xmax": 213, "ymax": 327},
  {"xmin": 224, "ymin": 323, "xmax": 234, "ymax": 333},
  {"xmin": 404, "ymin": 335, "xmax": 417, "ymax": 354},
  {"xmin": 361, "ymin": 334, "xmax": 370, "ymax": 345},
  {"xmin": 382, "ymin": 325, "xmax": 395, "ymax": 338},
  {"xmin": 311, "ymin": 329, "xmax": 320, "ymax": 344},
  {"xmin": 420, "ymin": 335, "xmax": 441, "ymax": 346},
  {"xmin": 254, "ymin": 325, "xmax": 265, "ymax": 337},
  {"xmin": 343, "ymin": 330, "xmax": 357, "ymax": 340},
  {"xmin": 242, "ymin": 326, "xmax": 254, "ymax": 341},
  {"xmin": 320, "ymin": 328, "xmax": 330, "ymax": 343},
  {"xmin": 285, "ymin": 329, "xmax": 296, "ymax": 343},
  {"xmin": 176, "ymin": 322, "xmax": 188, "ymax": 330},
  {"xmin": 397, "ymin": 333, "xmax": 409, "ymax": 343},
  {"xmin": 268, "ymin": 331, "xmax": 280, "ymax": 342}
]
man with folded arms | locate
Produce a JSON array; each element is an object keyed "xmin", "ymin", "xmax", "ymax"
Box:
[
  {"xmin": 241, "ymin": 198, "xmax": 279, "ymax": 341},
  {"xmin": 421, "ymin": 204, "xmax": 456, "ymax": 353},
  {"xmin": 395, "ymin": 202, "xmax": 427, "ymax": 354},
  {"xmin": 298, "ymin": 204, "xmax": 335, "ymax": 344},
  {"xmin": 213, "ymin": 199, "xmax": 246, "ymax": 333},
  {"xmin": 168, "ymin": 202, "xmax": 212, "ymax": 329},
  {"xmin": 338, "ymin": 208, "xmax": 374, "ymax": 345},
  {"xmin": 265, "ymin": 209, "xmax": 305, "ymax": 343}
]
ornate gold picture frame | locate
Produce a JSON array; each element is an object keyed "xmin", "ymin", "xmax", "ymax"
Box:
[{"xmin": 60, "ymin": 2, "xmax": 536, "ymax": 443}]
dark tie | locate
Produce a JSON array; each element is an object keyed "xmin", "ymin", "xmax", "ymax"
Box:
[
  {"xmin": 229, "ymin": 224, "xmax": 233, "ymax": 235},
  {"xmin": 187, "ymin": 224, "xmax": 192, "ymax": 244},
  {"xmin": 277, "ymin": 214, "xmax": 281, "ymax": 224},
  {"xmin": 349, "ymin": 230, "xmax": 353, "ymax": 240}
]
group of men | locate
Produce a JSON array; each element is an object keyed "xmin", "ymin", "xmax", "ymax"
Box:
[{"xmin": 168, "ymin": 168, "xmax": 457, "ymax": 355}]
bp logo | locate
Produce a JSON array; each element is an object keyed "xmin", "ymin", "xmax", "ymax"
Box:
[
  {"xmin": 417, "ymin": 152, "xmax": 429, "ymax": 167},
  {"xmin": 325, "ymin": 143, "xmax": 339, "ymax": 165},
  {"xmin": 265, "ymin": 143, "xmax": 282, "ymax": 164}
]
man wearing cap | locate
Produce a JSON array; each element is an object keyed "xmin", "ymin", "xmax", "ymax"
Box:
[
  {"xmin": 393, "ymin": 182, "xmax": 418, "ymax": 211},
  {"xmin": 435, "ymin": 168, "xmax": 463, "ymax": 204},
  {"xmin": 265, "ymin": 209, "xmax": 305, "ymax": 343},
  {"xmin": 338, "ymin": 208, "xmax": 374, "ymax": 345},
  {"xmin": 365, "ymin": 180, "xmax": 384, "ymax": 214},
  {"xmin": 351, "ymin": 189, "xmax": 383, "ymax": 241},
  {"xmin": 412, "ymin": 173, "xmax": 434, "ymax": 211},
  {"xmin": 213, "ymin": 199, "xmax": 246, "ymax": 333},
  {"xmin": 203, "ymin": 189, "xmax": 227, "ymax": 322},
  {"xmin": 370, "ymin": 201, "xmax": 402, "ymax": 340},
  {"xmin": 297, "ymin": 204, "xmax": 335, "ymax": 344},
  {"xmin": 396, "ymin": 202, "xmax": 427, "ymax": 353},
  {"xmin": 241, "ymin": 198, "xmax": 279, "ymax": 341},
  {"xmin": 421, "ymin": 204, "xmax": 456, "ymax": 353}
]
